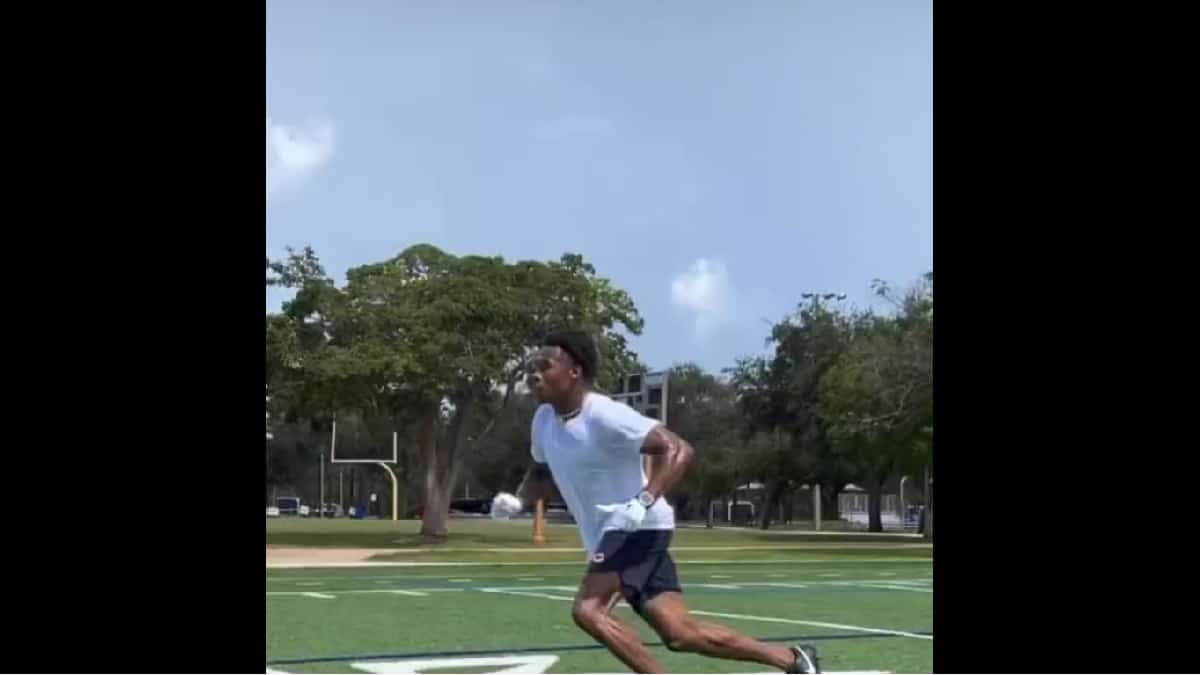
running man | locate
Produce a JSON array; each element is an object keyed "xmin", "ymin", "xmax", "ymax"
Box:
[{"xmin": 491, "ymin": 330, "xmax": 820, "ymax": 673}]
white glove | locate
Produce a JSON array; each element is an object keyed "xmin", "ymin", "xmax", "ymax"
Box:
[
  {"xmin": 597, "ymin": 498, "xmax": 647, "ymax": 532},
  {"xmin": 491, "ymin": 492, "xmax": 523, "ymax": 519}
]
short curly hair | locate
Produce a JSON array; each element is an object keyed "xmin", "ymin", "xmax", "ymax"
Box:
[{"xmin": 543, "ymin": 330, "xmax": 598, "ymax": 382}]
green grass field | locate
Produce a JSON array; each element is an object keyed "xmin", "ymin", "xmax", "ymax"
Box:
[{"xmin": 267, "ymin": 519, "xmax": 932, "ymax": 674}]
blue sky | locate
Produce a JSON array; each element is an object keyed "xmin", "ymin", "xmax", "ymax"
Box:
[{"xmin": 266, "ymin": 1, "xmax": 931, "ymax": 374}]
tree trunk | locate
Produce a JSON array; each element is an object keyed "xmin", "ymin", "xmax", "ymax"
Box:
[
  {"xmin": 420, "ymin": 455, "xmax": 457, "ymax": 538},
  {"xmin": 758, "ymin": 480, "xmax": 785, "ymax": 530},
  {"xmin": 705, "ymin": 497, "xmax": 714, "ymax": 528},
  {"xmin": 867, "ymin": 478, "xmax": 884, "ymax": 533},
  {"xmin": 417, "ymin": 412, "xmax": 448, "ymax": 539},
  {"xmin": 418, "ymin": 396, "xmax": 471, "ymax": 540},
  {"xmin": 421, "ymin": 466, "xmax": 451, "ymax": 538},
  {"xmin": 923, "ymin": 467, "xmax": 933, "ymax": 540},
  {"xmin": 822, "ymin": 483, "xmax": 842, "ymax": 521},
  {"xmin": 397, "ymin": 482, "xmax": 408, "ymax": 520},
  {"xmin": 398, "ymin": 420, "xmax": 410, "ymax": 519}
]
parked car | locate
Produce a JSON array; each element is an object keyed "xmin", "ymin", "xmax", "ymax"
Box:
[
  {"xmin": 275, "ymin": 497, "xmax": 301, "ymax": 516},
  {"xmin": 449, "ymin": 498, "xmax": 492, "ymax": 514}
]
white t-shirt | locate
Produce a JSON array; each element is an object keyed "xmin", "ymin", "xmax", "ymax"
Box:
[{"xmin": 531, "ymin": 391, "xmax": 676, "ymax": 557}]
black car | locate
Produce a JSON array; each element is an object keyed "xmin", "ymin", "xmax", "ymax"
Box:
[{"xmin": 449, "ymin": 498, "xmax": 492, "ymax": 514}]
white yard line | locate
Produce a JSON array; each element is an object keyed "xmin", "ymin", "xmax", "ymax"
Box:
[
  {"xmin": 489, "ymin": 585, "xmax": 576, "ymax": 592},
  {"xmin": 266, "ymin": 579, "xmax": 930, "ymax": 596},
  {"xmin": 300, "ymin": 592, "xmax": 335, "ymax": 599},
  {"xmin": 471, "ymin": 586, "xmax": 930, "ymax": 642},
  {"xmin": 847, "ymin": 583, "xmax": 933, "ymax": 593},
  {"xmin": 267, "ymin": 557, "xmax": 931, "ymax": 569},
  {"xmin": 376, "ymin": 544, "xmax": 930, "ymax": 553},
  {"xmin": 690, "ymin": 610, "xmax": 932, "ymax": 641},
  {"xmin": 478, "ymin": 588, "xmax": 634, "ymax": 610},
  {"xmin": 480, "ymin": 588, "xmax": 574, "ymax": 602},
  {"xmin": 269, "ymin": 661, "xmax": 885, "ymax": 675},
  {"xmin": 268, "ymin": 588, "xmax": 463, "ymax": 597},
  {"xmin": 739, "ymin": 580, "xmax": 922, "ymax": 587},
  {"xmin": 269, "ymin": 569, "xmax": 924, "ymax": 583},
  {"xmin": 677, "ymin": 525, "xmax": 921, "ymax": 538},
  {"xmin": 351, "ymin": 655, "xmax": 561, "ymax": 674}
]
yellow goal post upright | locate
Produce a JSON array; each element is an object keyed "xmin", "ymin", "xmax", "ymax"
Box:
[{"xmin": 329, "ymin": 416, "xmax": 401, "ymax": 521}]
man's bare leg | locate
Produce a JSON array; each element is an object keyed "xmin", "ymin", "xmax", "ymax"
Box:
[
  {"xmin": 639, "ymin": 591, "xmax": 796, "ymax": 670},
  {"xmin": 572, "ymin": 571, "xmax": 665, "ymax": 673}
]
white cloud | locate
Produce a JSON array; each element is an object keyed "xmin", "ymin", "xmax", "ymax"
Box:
[
  {"xmin": 670, "ymin": 258, "xmax": 731, "ymax": 333},
  {"xmin": 266, "ymin": 116, "xmax": 335, "ymax": 202}
]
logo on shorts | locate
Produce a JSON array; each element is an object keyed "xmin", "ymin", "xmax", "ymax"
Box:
[{"xmin": 592, "ymin": 552, "xmax": 605, "ymax": 564}]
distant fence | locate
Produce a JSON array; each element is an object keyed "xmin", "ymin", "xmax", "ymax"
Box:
[{"xmin": 838, "ymin": 492, "xmax": 922, "ymax": 532}]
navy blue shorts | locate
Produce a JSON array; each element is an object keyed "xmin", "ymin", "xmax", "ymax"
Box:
[{"xmin": 587, "ymin": 529, "xmax": 681, "ymax": 613}]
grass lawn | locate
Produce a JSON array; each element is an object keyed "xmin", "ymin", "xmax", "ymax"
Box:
[{"xmin": 267, "ymin": 518, "xmax": 932, "ymax": 673}]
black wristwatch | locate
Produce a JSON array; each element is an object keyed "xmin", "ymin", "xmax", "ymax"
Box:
[{"xmin": 636, "ymin": 490, "xmax": 657, "ymax": 509}]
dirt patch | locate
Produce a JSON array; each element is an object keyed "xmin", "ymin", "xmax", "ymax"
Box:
[{"xmin": 267, "ymin": 546, "xmax": 390, "ymax": 566}]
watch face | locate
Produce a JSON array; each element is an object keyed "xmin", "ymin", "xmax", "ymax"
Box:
[{"xmin": 638, "ymin": 492, "xmax": 654, "ymax": 507}]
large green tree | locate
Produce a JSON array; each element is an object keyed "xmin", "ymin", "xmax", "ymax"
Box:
[
  {"xmin": 662, "ymin": 363, "xmax": 741, "ymax": 525},
  {"xmin": 266, "ymin": 244, "xmax": 644, "ymax": 539},
  {"xmin": 819, "ymin": 274, "xmax": 932, "ymax": 533},
  {"xmin": 727, "ymin": 300, "xmax": 856, "ymax": 526}
]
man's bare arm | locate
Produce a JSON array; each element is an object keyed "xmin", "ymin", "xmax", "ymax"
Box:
[
  {"xmin": 515, "ymin": 462, "xmax": 555, "ymax": 507},
  {"xmin": 641, "ymin": 426, "xmax": 695, "ymax": 501}
]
